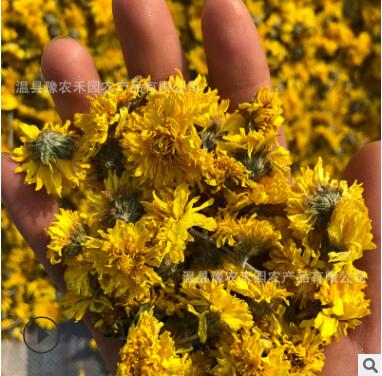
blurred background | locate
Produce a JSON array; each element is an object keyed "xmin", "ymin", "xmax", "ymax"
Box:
[{"xmin": 1, "ymin": 0, "xmax": 380, "ymax": 375}]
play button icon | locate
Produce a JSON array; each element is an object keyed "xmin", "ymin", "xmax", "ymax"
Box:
[
  {"xmin": 37, "ymin": 326, "xmax": 49, "ymax": 344},
  {"xmin": 23, "ymin": 317, "xmax": 60, "ymax": 353}
]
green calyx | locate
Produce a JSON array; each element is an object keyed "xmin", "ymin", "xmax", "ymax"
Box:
[
  {"xmin": 65, "ymin": 231, "xmax": 86, "ymax": 259},
  {"xmin": 200, "ymin": 124, "xmax": 223, "ymax": 151},
  {"xmin": 242, "ymin": 150, "xmax": 273, "ymax": 182},
  {"xmin": 309, "ymin": 185, "xmax": 341, "ymax": 226},
  {"xmin": 27, "ymin": 130, "xmax": 76, "ymax": 165},
  {"xmin": 110, "ymin": 194, "xmax": 144, "ymax": 224}
]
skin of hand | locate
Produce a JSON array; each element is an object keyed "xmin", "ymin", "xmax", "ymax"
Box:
[{"xmin": 1, "ymin": 0, "xmax": 380, "ymax": 374}]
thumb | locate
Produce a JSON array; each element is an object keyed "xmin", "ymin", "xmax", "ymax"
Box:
[{"xmin": 344, "ymin": 140, "xmax": 381, "ymax": 354}]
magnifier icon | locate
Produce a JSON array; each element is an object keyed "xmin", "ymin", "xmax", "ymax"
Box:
[{"xmin": 363, "ymin": 358, "xmax": 378, "ymax": 373}]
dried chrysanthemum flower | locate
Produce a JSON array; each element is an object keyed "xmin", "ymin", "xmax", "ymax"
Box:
[
  {"xmin": 308, "ymin": 274, "xmax": 371, "ymax": 342},
  {"xmin": 81, "ymin": 171, "xmax": 144, "ymax": 231},
  {"xmin": 287, "ymin": 158, "xmax": 346, "ymax": 239},
  {"xmin": 12, "ymin": 121, "xmax": 89, "ymax": 196},
  {"xmin": 327, "ymin": 183, "xmax": 375, "ymax": 264},
  {"xmin": 47, "ymin": 209, "xmax": 86, "ymax": 265},
  {"xmin": 10, "ymin": 73, "xmax": 376, "ymax": 375},
  {"xmin": 213, "ymin": 327, "xmax": 291, "ymax": 376},
  {"xmin": 143, "ymin": 183, "xmax": 217, "ymax": 264},
  {"xmin": 84, "ymin": 220, "xmax": 162, "ymax": 300},
  {"xmin": 117, "ymin": 309, "xmax": 192, "ymax": 376},
  {"xmin": 119, "ymin": 74, "xmax": 221, "ymax": 187},
  {"xmin": 181, "ymin": 280, "xmax": 254, "ymax": 343}
]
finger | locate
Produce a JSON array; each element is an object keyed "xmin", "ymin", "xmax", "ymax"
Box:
[
  {"xmin": 320, "ymin": 338, "xmax": 361, "ymax": 375},
  {"xmin": 202, "ymin": 0, "xmax": 270, "ymax": 106},
  {"xmin": 345, "ymin": 141, "xmax": 381, "ymax": 353},
  {"xmin": 41, "ymin": 37, "xmax": 102, "ymax": 121},
  {"xmin": 202, "ymin": 0, "xmax": 286, "ymax": 147},
  {"xmin": 112, "ymin": 0, "xmax": 189, "ymax": 82},
  {"xmin": 321, "ymin": 142, "xmax": 381, "ymax": 375}
]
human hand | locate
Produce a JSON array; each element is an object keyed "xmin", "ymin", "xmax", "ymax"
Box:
[{"xmin": 2, "ymin": 0, "xmax": 380, "ymax": 374}]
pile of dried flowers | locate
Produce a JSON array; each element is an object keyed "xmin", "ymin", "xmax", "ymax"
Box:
[
  {"xmin": 12, "ymin": 74, "xmax": 375, "ymax": 375},
  {"xmin": 2, "ymin": 2, "xmax": 380, "ymax": 337}
]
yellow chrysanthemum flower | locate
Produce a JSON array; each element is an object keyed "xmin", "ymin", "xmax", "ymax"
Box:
[
  {"xmin": 286, "ymin": 157, "xmax": 344, "ymax": 241},
  {"xmin": 327, "ymin": 183, "xmax": 376, "ymax": 263},
  {"xmin": 228, "ymin": 275, "xmax": 291, "ymax": 305},
  {"xmin": 283, "ymin": 329, "xmax": 325, "ymax": 375},
  {"xmin": 240, "ymin": 145, "xmax": 291, "ymax": 185},
  {"xmin": 200, "ymin": 151, "xmax": 251, "ymax": 192},
  {"xmin": 213, "ymin": 328, "xmax": 291, "ymax": 376},
  {"xmin": 239, "ymin": 87, "xmax": 285, "ymax": 137},
  {"xmin": 64, "ymin": 263, "xmax": 93, "ymax": 297},
  {"xmin": 303, "ymin": 276, "xmax": 371, "ymax": 342},
  {"xmin": 264, "ymin": 239, "xmax": 322, "ymax": 282},
  {"xmin": 120, "ymin": 73, "xmax": 221, "ymax": 187},
  {"xmin": 84, "ymin": 220, "xmax": 161, "ymax": 299},
  {"xmin": 74, "ymin": 81, "xmax": 143, "ymax": 160},
  {"xmin": 214, "ymin": 214, "xmax": 283, "ymax": 270},
  {"xmin": 143, "ymin": 184, "xmax": 217, "ymax": 264},
  {"xmin": 224, "ymin": 171, "xmax": 291, "ymax": 209},
  {"xmin": 181, "ymin": 281, "xmax": 253, "ymax": 343},
  {"xmin": 47, "ymin": 209, "xmax": 86, "ymax": 265},
  {"xmin": 81, "ymin": 172, "xmax": 143, "ymax": 230},
  {"xmin": 60, "ymin": 291, "xmax": 113, "ymax": 322},
  {"xmin": 12, "ymin": 121, "xmax": 89, "ymax": 196},
  {"xmin": 117, "ymin": 310, "xmax": 192, "ymax": 376}
]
